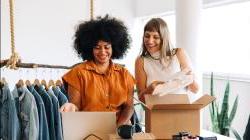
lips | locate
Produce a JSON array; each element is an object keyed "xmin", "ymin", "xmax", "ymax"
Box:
[
  {"xmin": 98, "ymin": 55, "xmax": 108, "ymax": 60},
  {"xmin": 146, "ymin": 45, "xmax": 156, "ymax": 49},
  {"xmin": 145, "ymin": 43, "xmax": 155, "ymax": 47}
]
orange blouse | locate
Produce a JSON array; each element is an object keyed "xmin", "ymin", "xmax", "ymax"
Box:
[{"xmin": 62, "ymin": 60, "xmax": 135, "ymax": 114}]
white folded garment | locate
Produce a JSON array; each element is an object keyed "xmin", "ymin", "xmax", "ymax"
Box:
[{"xmin": 152, "ymin": 71, "xmax": 193, "ymax": 96}]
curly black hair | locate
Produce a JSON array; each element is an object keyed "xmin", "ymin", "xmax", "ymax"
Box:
[{"xmin": 73, "ymin": 15, "xmax": 131, "ymax": 61}]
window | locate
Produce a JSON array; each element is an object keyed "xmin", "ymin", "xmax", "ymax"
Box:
[
  {"xmin": 201, "ymin": 2, "xmax": 250, "ymax": 75},
  {"xmin": 141, "ymin": 2, "xmax": 250, "ymax": 76}
]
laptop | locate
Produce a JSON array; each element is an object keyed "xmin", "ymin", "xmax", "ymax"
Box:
[{"xmin": 61, "ymin": 112, "xmax": 117, "ymax": 140}]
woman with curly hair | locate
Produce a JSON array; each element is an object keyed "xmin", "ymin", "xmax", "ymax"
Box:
[{"xmin": 60, "ymin": 15, "xmax": 134, "ymax": 127}]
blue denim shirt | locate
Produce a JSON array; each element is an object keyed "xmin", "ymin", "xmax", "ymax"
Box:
[
  {"xmin": 27, "ymin": 85, "xmax": 50, "ymax": 140},
  {"xmin": 34, "ymin": 85, "xmax": 56, "ymax": 140},
  {"xmin": 47, "ymin": 88, "xmax": 63, "ymax": 140},
  {"xmin": 0, "ymin": 84, "xmax": 20, "ymax": 140},
  {"xmin": 59, "ymin": 85, "xmax": 68, "ymax": 100},
  {"xmin": 12, "ymin": 86, "xmax": 39, "ymax": 140},
  {"xmin": 52, "ymin": 86, "xmax": 68, "ymax": 107}
]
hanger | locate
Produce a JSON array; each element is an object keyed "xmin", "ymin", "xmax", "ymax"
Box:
[
  {"xmin": 25, "ymin": 79, "xmax": 31, "ymax": 86},
  {"xmin": 48, "ymin": 79, "xmax": 55, "ymax": 88},
  {"xmin": 0, "ymin": 77, "xmax": 7, "ymax": 84},
  {"xmin": 0, "ymin": 82, "xmax": 4, "ymax": 88},
  {"xmin": 34, "ymin": 79, "xmax": 40, "ymax": 86},
  {"xmin": 0, "ymin": 77, "xmax": 7, "ymax": 88},
  {"xmin": 16, "ymin": 79, "xmax": 24, "ymax": 88},
  {"xmin": 56, "ymin": 79, "xmax": 62, "ymax": 87},
  {"xmin": 41, "ymin": 79, "xmax": 48, "ymax": 90}
]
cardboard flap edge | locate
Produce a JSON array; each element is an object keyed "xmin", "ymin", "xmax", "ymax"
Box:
[{"xmin": 193, "ymin": 94, "xmax": 216, "ymax": 108}]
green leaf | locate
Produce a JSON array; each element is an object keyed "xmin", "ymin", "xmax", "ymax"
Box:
[
  {"xmin": 210, "ymin": 72, "xmax": 215, "ymax": 116},
  {"xmin": 219, "ymin": 82, "xmax": 230, "ymax": 130},
  {"xmin": 229, "ymin": 95, "xmax": 238, "ymax": 126},
  {"xmin": 210, "ymin": 72, "xmax": 214, "ymax": 96},
  {"xmin": 210, "ymin": 105, "xmax": 218, "ymax": 132},
  {"xmin": 230, "ymin": 127, "xmax": 242, "ymax": 140},
  {"xmin": 214, "ymin": 103, "xmax": 220, "ymax": 133}
]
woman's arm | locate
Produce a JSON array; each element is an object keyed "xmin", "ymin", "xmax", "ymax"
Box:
[
  {"xmin": 117, "ymin": 88, "xmax": 134, "ymax": 127},
  {"xmin": 60, "ymin": 85, "xmax": 81, "ymax": 112},
  {"xmin": 176, "ymin": 48, "xmax": 199, "ymax": 93},
  {"xmin": 135, "ymin": 57, "xmax": 164, "ymax": 102}
]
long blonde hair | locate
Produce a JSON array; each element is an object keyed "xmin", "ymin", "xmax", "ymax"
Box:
[{"xmin": 140, "ymin": 18, "xmax": 176, "ymax": 67}]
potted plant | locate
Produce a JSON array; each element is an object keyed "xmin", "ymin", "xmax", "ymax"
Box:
[{"xmin": 209, "ymin": 72, "xmax": 241, "ymax": 140}]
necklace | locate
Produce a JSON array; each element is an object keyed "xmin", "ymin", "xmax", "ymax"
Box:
[
  {"xmin": 149, "ymin": 54, "xmax": 160, "ymax": 60},
  {"xmin": 148, "ymin": 51, "xmax": 160, "ymax": 60}
]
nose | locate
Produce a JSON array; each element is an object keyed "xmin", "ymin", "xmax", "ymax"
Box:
[
  {"xmin": 99, "ymin": 47, "xmax": 106, "ymax": 53},
  {"xmin": 147, "ymin": 37, "xmax": 154, "ymax": 44}
]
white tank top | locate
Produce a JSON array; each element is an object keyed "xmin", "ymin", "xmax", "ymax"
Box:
[{"xmin": 143, "ymin": 51, "xmax": 186, "ymax": 93}]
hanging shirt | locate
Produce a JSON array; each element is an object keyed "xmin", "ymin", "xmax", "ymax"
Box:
[
  {"xmin": 12, "ymin": 86, "xmax": 39, "ymax": 140},
  {"xmin": 62, "ymin": 60, "xmax": 135, "ymax": 117},
  {"xmin": 34, "ymin": 85, "xmax": 56, "ymax": 140},
  {"xmin": 0, "ymin": 84, "xmax": 20, "ymax": 140},
  {"xmin": 27, "ymin": 85, "xmax": 49, "ymax": 140},
  {"xmin": 47, "ymin": 88, "xmax": 63, "ymax": 140},
  {"xmin": 52, "ymin": 86, "xmax": 68, "ymax": 107}
]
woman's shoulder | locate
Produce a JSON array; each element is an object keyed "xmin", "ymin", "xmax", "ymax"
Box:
[
  {"xmin": 112, "ymin": 63, "xmax": 132, "ymax": 76},
  {"xmin": 135, "ymin": 56, "xmax": 144, "ymax": 64},
  {"xmin": 69, "ymin": 61, "xmax": 92, "ymax": 73},
  {"xmin": 173, "ymin": 48, "xmax": 186, "ymax": 57},
  {"xmin": 175, "ymin": 47, "xmax": 185, "ymax": 54},
  {"xmin": 113, "ymin": 63, "xmax": 125, "ymax": 69},
  {"xmin": 70, "ymin": 61, "xmax": 86, "ymax": 69}
]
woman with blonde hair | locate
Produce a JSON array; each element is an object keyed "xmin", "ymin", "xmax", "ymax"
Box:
[{"xmin": 135, "ymin": 18, "xmax": 199, "ymax": 102}]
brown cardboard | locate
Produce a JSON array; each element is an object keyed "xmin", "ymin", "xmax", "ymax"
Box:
[{"xmin": 145, "ymin": 94, "xmax": 215, "ymax": 139}]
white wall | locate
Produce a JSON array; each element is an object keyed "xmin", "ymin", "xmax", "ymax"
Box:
[
  {"xmin": 1, "ymin": 0, "xmax": 136, "ymax": 87},
  {"xmin": 135, "ymin": 0, "xmax": 175, "ymax": 17},
  {"xmin": 1, "ymin": 0, "xmax": 135, "ymax": 65},
  {"xmin": 134, "ymin": 0, "xmax": 250, "ymax": 17}
]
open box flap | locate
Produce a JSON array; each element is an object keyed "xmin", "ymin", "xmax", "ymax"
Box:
[
  {"xmin": 192, "ymin": 94, "xmax": 216, "ymax": 108},
  {"xmin": 145, "ymin": 94, "xmax": 215, "ymax": 110},
  {"xmin": 151, "ymin": 104, "xmax": 203, "ymax": 110},
  {"xmin": 145, "ymin": 94, "xmax": 190, "ymax": 105},
  {"xmin": 145, "ymin": 94, "xmax": 190, "ymax": 110}
]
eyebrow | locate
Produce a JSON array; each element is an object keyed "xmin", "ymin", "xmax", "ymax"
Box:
[{"xmin": 144, "ymin": 33, "xmax": 160, "ymax": 37}]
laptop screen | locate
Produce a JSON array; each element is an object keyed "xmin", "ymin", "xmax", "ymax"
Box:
[{"xmin": 62, "ymin": 112, "xmax": 116, "ymax": 140}]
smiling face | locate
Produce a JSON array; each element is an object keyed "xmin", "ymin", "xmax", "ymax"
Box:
[
  {"xmin": 93, "ymin": 40, "xmax": 112, "ymax": 65},
  {"xmin": 143, "ymin": 31, "xmax": 161, "ymax": 55}
]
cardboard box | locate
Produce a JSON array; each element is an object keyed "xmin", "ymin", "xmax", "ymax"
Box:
[
  {"xmin": 145, "ymin": 94, "xmax": 215, "ymax": 139},
  {"xmin": 109, "ymin": 133, "xmax": 155, "ymax": 140}
]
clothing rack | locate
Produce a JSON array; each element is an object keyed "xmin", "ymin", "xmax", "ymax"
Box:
[{"xmin": 0, "ymin": 59, "xmax": 80, "ymax": 69}]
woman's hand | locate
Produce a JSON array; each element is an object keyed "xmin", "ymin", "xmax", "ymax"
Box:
[
  {"xmin": 147, "ymin": 81, "xmax": 165, "ymax": 94},
  {"xmin": 60, "ymin": 103, "xmax": 79, "ymax": 112},
  {"xmin": 187, "ymin": 82, "xmax": 199, "ymax": 93}
]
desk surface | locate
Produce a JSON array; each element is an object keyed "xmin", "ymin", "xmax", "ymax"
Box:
[
  {"xmin": 109, "ymin": 130, "xmax": 236, "ymax": 140},
  {"xmin": 201, "ymin": 130, "xmax": 236, "ymax": 140}
]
